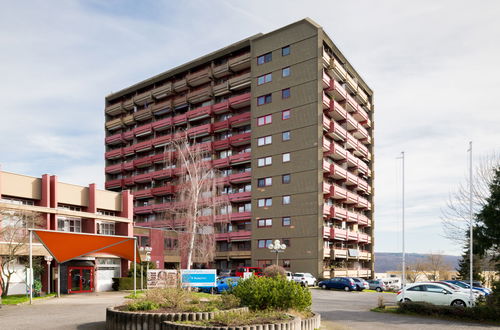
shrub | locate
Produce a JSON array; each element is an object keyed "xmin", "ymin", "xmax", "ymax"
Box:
[
  {"xmin": 216, "ymin": 292, "xmax": 241, "ymax": 310},
  {"xmin": 127, "ymin": 300, "xmax": 159, "ymax": 311},
  {"xmin": 112, "ymin": 277, "xmax": 143, "ymax": 291},
  {"xmin": 486, "ymin": 280, "xmax": 500, "ymax": 307},
  {"xmin": 397, "ymin": 301, "xmax": 500, "ymax": 323},
  {"xmin": 232, "ymin": 276, "xmax": 311, "ymax": 311},
  {"xmin": 263, "ymin": 265, "xmax": 286, "ymax": 278}
]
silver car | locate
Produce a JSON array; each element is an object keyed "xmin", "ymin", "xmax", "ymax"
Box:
[{"xmin": 367, "ymin": 279, "xmax": 387, "ymax": 292}]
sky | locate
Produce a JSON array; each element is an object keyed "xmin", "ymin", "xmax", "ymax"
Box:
[{"xmin": 1, "ymin": 0, "xmax": 499, "ymax": 255}]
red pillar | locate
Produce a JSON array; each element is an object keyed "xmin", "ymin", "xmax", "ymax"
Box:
[{"xmin": 119, "ymin": 190, "xmax": 134, "ymax": 276}]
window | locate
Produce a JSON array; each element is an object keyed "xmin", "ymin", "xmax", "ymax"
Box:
[
  {"xmin": 283, "ymin": 239, "xmax": 291, "ymax": 247},
  {"xmin": 257, "ymin": 73, "xmax": 272, "ymax": 85},
  {"xmin": 282, "ymin": 217, "xmax": 291, "ymax": 226},
  {"xmin": 57, "ymin": 217, "xmax": 81, "ymax": 233},
  {"xmin": 258, "ymin": 239, "xmax": 273, "ymax": 248},
  {"xmin": 257, "ymin": 135, "xmax": 272, "ymax": 146},
  {"xmin": 282, "ymin": 195, "xmax": 291, "ymax": 205},
  {"xmin": 257, "ymin": 52, "xmax": 272, "ymax": 64},
  {"xmin": 257, "ymin": 114, "xmax": 272, "ymax": 126},
  {"xmin": 282, "ymin": 131, "xmax": 291, "ymax": 141},
  {"xmin": 257, "ymin": 177, "xmax": 273, "ymax": 187},
  {"xmin": 283, "ymin": 260, "xmax": 291, "ymax": 268},
  {"xmin": 164, "ymin": 238, "xmax": 178, "ymax": 250},
  {"xmin": 282, "ymin": 109, "xmax": 290, "ymax": 120},
  {"xmin": 258, "ymin": 198, "xmax": 272, "ymax": 207},
  {"xmin": 282, "ymin": 153, "xmax": 290, "ymax": 162},
  {"xmin": 258, "ymin": 260, "xmax": 272, "ymax": 268},
  {"xmin": 282, "ymin": 88, "xmax": 291, "ymax": 99},
  {"xmin": 282, "ymin": 45, "xmax": 290, "ymax": 56},
  {"xmin": 282, "ymin": 67, "xmax": 290, "ymax": 77},
  {"xmin": 258, "ymin": 156, "xmax": 272, "ymax": 167},
  {"xmin": 98, "ymin": 221, "xmax": 115, "ymax": 235},
  {"xmin": 258, "ymin": 219, "xmax": 272, "ymax": 228},
  {"xmin": 135, "ymin": 235, "xmax": 150, "ymax": 247},
  {"xmin": 257, "ymin": 94, "xmax": 272, "ymax": 105},
  {"xmin": 282, "ymin": 174, "xmax": 291, "ymax": 184}
]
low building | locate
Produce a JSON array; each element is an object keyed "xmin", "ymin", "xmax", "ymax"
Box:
[{"xmin": 0, "ymin": 170, "xmax": 133, "ymax": 294}]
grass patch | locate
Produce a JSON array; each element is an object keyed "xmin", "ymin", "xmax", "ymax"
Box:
[
  {"xmin": 181, "ymin": 310, "xmax": 292, "ymax": 327},
  {"xmin": 1, "ymin": 293, "xmax": 56, "ymax": 305},
  {"xmin": 124, "ymin": 291, "xmax": 145, "ymax": 299},
  {"xmin": 371, "ymin": 306, "xmax": 398, "ymax": 313},
  {"xmin": 364, "ymin": 289, "xmax": 396, "ymax": 294}
]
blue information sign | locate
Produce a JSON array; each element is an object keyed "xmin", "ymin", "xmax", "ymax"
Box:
[{"xmin": 180, "ymin": 269, "xmax": 217, "ymax": 287}]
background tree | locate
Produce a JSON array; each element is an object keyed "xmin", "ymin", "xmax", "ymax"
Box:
[
  {"xmin": 160, "ymin": 133, "xmax": 229, "ymax": 270},
  {"xmin": 424, "ymin": 252, "xmax": 452, "ymax": 281},
  {"xmin": 0, "ymin": 207, "xmax": 44, "ymax": 297},
  {"xmin": 456, "ymin": 235, "xmax": 483, "ymax": 282},
  {"xmin": 405, "ymin": 261, "xmax": 426, "ymax": 283},
  {"xmin": 473, "ymin": 166, "xmax": 500, "ymax": 269}
]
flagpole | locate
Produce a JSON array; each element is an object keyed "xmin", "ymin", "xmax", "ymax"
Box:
[
  {"xmin": 469, "ymin": 141, "xmax": 474, "ymax": 306},
  {"xmin": 401, "ymin": 151, "xmax": 406, "ymax": 301}
]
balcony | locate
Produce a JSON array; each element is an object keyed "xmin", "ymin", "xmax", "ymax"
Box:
[
  {"xmin": 134, "ymin": 156, "xmax": 152, "ymax": 168},
  {"xmin": 345, "ymin": 74, "xmax": 358, "ymax": 95},
  {"xmin": 122, "ymin": 145, "xmax": 135, "ymax": 156},
  {"xmin": 230, "ymin": 212, "xmax": 251, "ymax": 221},
  {"xmin": 229, "ymin": 171, "xmax": 251, "ymax": 184},
  {"xmin": 134, "ymin": 123, "xmax": 152, "ymax": 137},
  {"xmin": 346, "ymin": 172, "xmax": 359, "ymax": 187},
  {"xmin": 105, "ymin": 163, "xmax": 123, "ymax": 174},
  {"xmin": 229, "ymin": 230, "xmax": 252, "ymax": 241},
  {"xmin": 229, "ymin": 93, "xmax": 251, "ymax": 109},
  {"xmin": 331, "ymin": 228, "xmax": 348, "ymax": 240},
  {"xmin": 327, "ymin": 79, "xmax": 347, "ymax": 102},
  {"xmin": 134, "ymin": 188, "xmax": 153, "ymax": 199},
  {"xmin": 213, "ymin": 81, "xmax": 230, "ymax": 97},
  {"xmin": 123, "ymin": 161, "xmax": 134, "ymax": 171},
  {"xmin": 152, "ymin": 185, "xmax": 174, "ymax": 196},
  {"xmin": 358, "ymin": 233, "xmax": 371, "ymax": 243},
  {"xmin": 152, "ymin": 82, "xmax": 173, "ymax": 100},
  {"xmin": 187, "ymin": 66, "xmax": 211, "ymax": 87},
  {"xmin": 105, "ymin": 179, "xmax": 122, "ymax": 189},
  {"xmin": 151, "ymin": 153, "xmax": 168, "ymax": 164},
  {"xmin": 105, "ymin": 148, "xmax": 123, "ymax": 160},
  {"xmin": 229, "ymin": 112, "xmax": 250, "ymax": 127},
  {"xmin": 123, "ymin": 177, "xmax": 134, "ymax": 186},
  {"xmin": 152, "ymin": 99, "xmax": 172, "ymax": 114},
  {"xmin": 228, "ymin": 52, "xmax": 251, "ymax": 71},
  {"xmin": 105, "ymin": 102, "xmax": 124, "ymax": 116},
  {"xmin": 331, "ymin": 248, "xmax": 348, "ymax": 259},
  {"xmin": 213, "ymin": 139, "xmax": 230, "ymax": 150},
  {"xmin": 123, "ymin": 98, "xmax": 134, "ymax": 110},
  {"xmin": 123, "ymin": 130, "xmax": 134, "ymax": 141},
  {"xmin": 213, "ymin": 62, "xmax": 230, "ymax": 78},
  {"xmin": 105, "ymin": 133, "xmax": 123, "ymax": 145},
  {"xmin": 187, "ymin": 85, "xmax": 212, "ymax": 104},
  {"xmin": 197, "ymin": 142, "xmax": 213, "ymax": 153},
  {"xmin": 122, "ymin": 114, "xmax": 135, "ymax": 126},
  {"xmin": 173, "ymin": 94, "xmax": 188, "ymax": 109},
  {"xmin": 353, "ymin": 106, "xmax": 371, "ymax": 128},
  {"xmin": 134, "ymin": 140, "xmax": 152, "ymax": 153},
  {"xmin": 215, "ymin": 250, "xmax": 252, "ymax": 259},
  {"xmin": 134, "ymin": 91, "xmax": 153, "ymax": 106},
  {"xmin": 332, "ymin": 205, "xmax": 347, "ymax": 220},
  {"xmin": 329, "ymin": 56, "xmax": 348, "ymax": 83},
  {"xmin": 134, "ymin": 204, "xmax": 153, "ymax": 214},
  {"xmin": 187, "ymin": 123, "xmax": 212, "ymax": 138},
  {"xmin": 358, "ymin": 214, "xmax": 370, "ymax": 226},
  {"xmin": 346, "ymin": 191, "xmax": 358, "ymax": 205},
  {"xmin": 229, "ymin": 152, "xmax": 251, "ymax": 165},
  {"xmin": 173, "ymin": 113, "xmax": 187, "ymax": 126},
  {"xmin": 359, "ymin": 250, "xmax": 371, "ymax": 260},
  {"xmin": 229, "ymin": 132, "xmax": 251, "ymax": 146},
  {"xmin": 152, "ymin": 169, "xmax": 173, "ymax": 180},
  {"xmin": 228, "ymin": 191, "xmax": 251, "ymax": 203},
  {"xmin": 346, "ymin": 210, "xmax": 359, "ymax": 223},
  {"xmin": 213, "ymin": 119, "xmax": 230, "ymax": 132},
  {"xmin": 134, "ymin": 108, "xmax": 153, "ymax": 121},
  {"xmin": 215, "ymin": 232, "xmax": 229, "ymax": 241},
  {"xmin": 213, "ymin": 100, "xmax": 230, "ymax": 114},
  {"xmin": 322, "ymin": 183, "xmax": 331, "ymax": 195},
  {"xmin": 213, "ymin": 158, "xmax": 230, "ymax": 168},
  {"xmin": 152, "ymin": 135, "xmax": 172, "ymax": 148},
  {"xmin": 347, "ymin": 231, "xmax": 359, "ymax": 241},
  {"xmin": 322, "ymin": 71, "xmax": 332, "ymax": 90},
  {"xmin": 229, "ymin": 72, "xmax": 251, "ymax": 90},
  {"xmin": 133, "ymin": 173, "xmax": 152, "ymax": 183},
  {"xmin": 323, "ymin": 226, "xmax": 331, "ymax": 238},
  {"xmin": 152, "ymin": 118, "xmax": 172, "ymax": 131},
  {"xmin": 329, "ymin": 163, "xmax": 347, "ymax": 180},
  {"xmin": 173, "ymin": 78, "xmax": 188, "ymax": 93},
  {"xmin": 105, "ymin": 118, "xmax": 123, "ymax": 131},
  {"xmin": 187, "ymin": 105, "xmax": 212, "ymax": 121},
  {"xmin": 330, "ymin": 185, "xmax": 348, "ymax": 200}
]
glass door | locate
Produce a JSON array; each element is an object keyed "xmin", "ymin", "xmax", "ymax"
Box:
[{"xmin": 68, "ymin": 267, "xmax": 94, "ymax": 293}]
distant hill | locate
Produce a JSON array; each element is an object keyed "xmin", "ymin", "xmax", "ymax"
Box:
[{"xmin": 375, "ymin": 252, "xmax": 459, "ymax": 273}]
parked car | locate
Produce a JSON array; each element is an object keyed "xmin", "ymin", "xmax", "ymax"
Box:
[
  {"xmin": 285, "ymin": 271, "xmax": 293, "ymax": 281},
  {"xmin": 396, "ymin": 283, "xmax": 474, "ymax": 307},
  {"xmin": 461, "ymin": 280, "xmax": 492, "ymax": 294},
  {"xmin": 318, "ymin": 277, "xmax": 357, "ymax": 291},
  {"xmin": 444, "ymin": 280, "xmax": 489, "ymax": 296},
  {"xmin": 292, "ymin": 273, "xmax": 317, "ymax": 287},
  {"xmin": 198, "ymin": 276, "xmax": 241, "ymax": 294},
  {"xmin": 367, "ymin": 279, "xmax": 387, "ymax": 292},
  {"xmin": 432, "ymin": 281, "xmax": 481, "ymax": 298},
  {"xmin": 217, "ymin": 269, "xmax": 232, "ymax": 277},
  {"xmin": 234, "ymin": 267, "xmax": 263, "ymax": 278},
  {"xmin": 351, "ymin": 277, "xmax": 369, "ymax": 291}
]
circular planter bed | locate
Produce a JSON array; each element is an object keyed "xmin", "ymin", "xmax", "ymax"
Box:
[{"xmin": 106, "ymin": 306, "xmax": 248, "ymax": 330}]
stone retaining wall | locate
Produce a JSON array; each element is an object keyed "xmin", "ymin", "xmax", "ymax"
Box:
[{"xmin": 105, "ymin": 306, "xmax": 249, "ymax": 330}]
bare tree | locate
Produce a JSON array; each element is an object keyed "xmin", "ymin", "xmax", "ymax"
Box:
[
  {"xmin": 0, "ymin": 207, "xmax": 44, "ymax": 297},
  {"xmin": 423, "ymin": 252, "xmax": 452, "ymax": 281},
  {"xmin": 441, "ymin": 152, "xmax": 500, "ymax": 245},
  {"xmin": 405, "ymin": 261, "xmax": 426, "ymax": 283},
  {"xmin": 159, "ymin": 133, "xmax": 229, "ymax": 270}
]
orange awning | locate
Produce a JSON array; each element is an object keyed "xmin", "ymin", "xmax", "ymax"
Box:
[{"xmin": 33, "ymin": 230, "xmax": 141, "ymax": 263}]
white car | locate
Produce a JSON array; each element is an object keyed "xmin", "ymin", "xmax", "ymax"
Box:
[
  {"xmin": 285, "ymin": 271, "xmax": 293, "ymax": 281},
  {"xmin": 396, "ymin": 283, "xmax": 474, "ymax": 307},
  {"xmin": 292, "ymin": 273, "xmax": 317, "ymax": 287}
]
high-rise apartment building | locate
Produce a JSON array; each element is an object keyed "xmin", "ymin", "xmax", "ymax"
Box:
[{"xmin": 104, "ymin": 18, "xmax": 374, "ymax": 278}]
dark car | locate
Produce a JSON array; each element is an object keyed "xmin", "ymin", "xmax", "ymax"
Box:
[
  {"xmin": 198, "ymin": 276, "xmax": 241, "ymax": 294},
  {"xmin": 351, "ymin": 277, "xmax": 369, "ymax": 291},
  {"xmin": 318, "ymin": 277, "xmax": 357, "ymax": 291}
]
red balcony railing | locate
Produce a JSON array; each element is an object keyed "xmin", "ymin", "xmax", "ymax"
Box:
[
  {"xmin": 229, "ymin": 132, "xmax": 251, "ymax": 146},
  {"xmin": 151, "ymin": 185, "xmax": 174, "ymax": 196},
  {"xmin": 152, "ymin": 135, "xmax": 172, "ymax": 148},
  {"xmin": 187, "ymin": 123, "xmax": 212, "ymax": 137},
  {"xmin": 123, "ymin": 145, "xmax": 135, "ymax": 156},
  {"xmin": 133, "ymin": 173, "xmax": 152, "ymax": 183},
  {"xmin": 152, "ymin": 118, "xmax": 173, "ymax": 131},
  {"xmin": 123, "ymin": 161, "xmax": 134, "ymax": 171},
  {"xmin": 105, "ymin": 179, "xmax": 122, "ymax": 189},
  {"xmin": 229, "ymin": 230, "xmax": 251, "ymax": 240},
  {"xmin": 105, "ymin": 149, "xmax": 123, "ymax": 160},
  {"xmin": 105, "ymin": 133, "xmax": 123, "ymax": 145},
  {"xmin": 173, "ymin": 113, "xmax": 187, "ymax": 125},
  {"xmin": 134, "ymin": 140, "xmax": 152, "ymax": 153},
  {"xmin": 229, "ymin": 112, "xmax": 251, "ymax": 127},
  {"xmin": 213, "ymin": 139, "xmax": 230, "ymax": 150},
  {"xmin": 186, "ymin": 105, "xmax": 213, "ymax": 121},
  {"xmin": 229, "ymin": 152, "xmax": 251, "ymax": 165},
  {"xmin": 213, "ymin": 158, "xmax": 230, "ymax": 168},
  {"xmin": 123, "ymin": 177, "xmax": 134, "ymax": 186},
  {"xmin": 134, "ymin": 205, "xmax": 153, "ymax": 214},
  {"xmin": 213, "ymin": 100, "xmax": 229, "ymax": 114},
  {"xmin": 105, "ymin": 163, "xmax": 123, "ymax": 174},
  {"xmin": 134, "ymin": 123, "xmax": 152, "ymax": 137},
  {"xmin": 230, "ymin": 212, "xmax": 251, "ymax": 221},
  {"xmin": 213, "ymin": 120, "xmax": 230, "ymax": 132},
  {"xmin": 123, "ymin": 130, "xmax": 135, "ymax": 141},
  {"xmin": 229, "ymin": 171, "xmax": 251, "ymax": 183},
  {"xmin": 134, "ymin": 156, "xmax": 152, "ymax": 168},
  {"xmin": 229, "ymin": 93, "xmax": 251, "ymax": 109},
  {"xmin": 330, "ymin": 185, "xmax": 348, "ymax": 200},
  {"xmin": 152, "ymin": 169, "xmax": 173, "ymax": 180},
  {"xmin": 228, "ymin": 191, "xmax": 251, "ymax": 203},
  {"xmin": 133, "ymin": 189, "xmax": 153, "ymax": 199},
  {"xmin": 331, "ymin": 228, "xmax": 348, "ymax": 240}
]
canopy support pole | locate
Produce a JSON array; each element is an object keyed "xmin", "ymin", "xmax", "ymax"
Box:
[
  {"xmin": 57, "ymin": 264, "xmax": 60, "ymax": 298},
  {"xmin": 133, "ymin": 238, "xmax": 136, "ymax": 295},
  {"xmin": 29, "ymin": 230, "xmax": 33, "ymax": 305}
]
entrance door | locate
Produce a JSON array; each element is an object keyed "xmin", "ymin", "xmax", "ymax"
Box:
[{"xmin": 68, "ymin": 267, "xmax": 94, "ymax": 293}]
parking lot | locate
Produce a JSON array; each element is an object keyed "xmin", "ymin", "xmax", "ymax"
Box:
[{"xmin": 312, "ymin": 288, "xmax": 497, "ymax": 329}]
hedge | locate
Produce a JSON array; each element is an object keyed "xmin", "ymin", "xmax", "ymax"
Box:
[
  {"xmin": 112, "ymin": 277, "xmax": 145, "ymax": 291},
  {"xmin": 398, "ymin": 302, "xmax": 500, "ymax": 323}
]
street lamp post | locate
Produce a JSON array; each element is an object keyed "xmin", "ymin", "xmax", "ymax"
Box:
[
  {"xmin": 44, "ymin": 255, "xmax": 53, "ymax": 294},
  {"xmin": 268, "ymin": 240, "xmax": 287, "ymax": 266}
]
